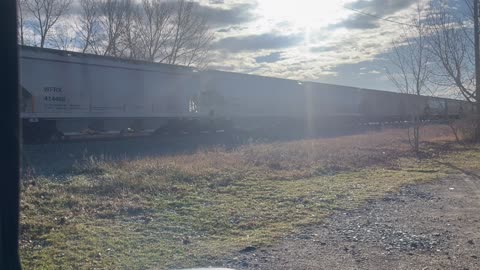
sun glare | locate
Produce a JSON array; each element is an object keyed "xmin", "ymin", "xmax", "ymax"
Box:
[{"xmin": 257, "ymin": 0, "xmax": 351, "ymax": 28}]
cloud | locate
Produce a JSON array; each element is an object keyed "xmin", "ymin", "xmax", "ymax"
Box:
[
  {"xmin": 213, "ymin": 33, "xmax": 303, "ymax": 52},
  {"xmin": 348, "ymin": 0, "xmax": 417, "ymax": 13},
  {"xmin": 309, "ymin": 46, "xmax": 337, "ymax": 53},
  {"xmin": 255, "ymin": 51, "xmax": 284, "ymax": 63},
  {"xmin": 216, "ymin": 25, "xmax": 248, "ymax": 33},
  {"xmin": 68, "ymin": 0, "xmax": 255, "ymax": 28},
  {"xmin": 197, "ymin": 3, "xmax": 256, "ymax": 27},
  {"xmin": 333, "ymin": 0, "xmax": 417, "ymax": 29},
  {"xmin": 334, "ymin": 16, "xmax": 379, "ymax": 29}
]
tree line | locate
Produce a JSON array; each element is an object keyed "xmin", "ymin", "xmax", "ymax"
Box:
[
  {"xmin": 17, "ymin": 0, "xmax": 213, "ymax": 67},
  {"xmin": 386, "ymin": 0, "xmax": 480, "ymax": 148}
]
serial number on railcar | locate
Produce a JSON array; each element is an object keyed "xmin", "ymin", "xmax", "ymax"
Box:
[{"xmin": 44, "ymin": 96, "xmax": 66, "ymax": 102}]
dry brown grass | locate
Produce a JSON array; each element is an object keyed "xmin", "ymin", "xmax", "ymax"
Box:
[
  {"xmin": 22, "ymin": 124, "xmax": 475, "ymax": 269},
  {"xmin": 73, "ymin": 125, "xmax": 457, "ymax": 195}
]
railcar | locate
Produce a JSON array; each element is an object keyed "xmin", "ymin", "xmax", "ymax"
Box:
[
  {"xmin": 198, "ymin": 70, "xmax": 470, "ymax": 136},
  {"xmin": 19, "ymin": 46, "xmax": 472, "ymax": 143},
  {"xmin": 20, "ymin": 46, "xmax": 204, "ymax": 142}
]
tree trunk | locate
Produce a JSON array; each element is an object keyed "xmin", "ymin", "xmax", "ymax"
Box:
[
  {"xmin": 474, "ymin": 0, "xmax": 480, "ymax": 141},
  {"xmin": 415, "ymin": 124, "xmax": 420, "ymax": 153},
  {"xmin": 408, "ymin": 114, "xmax": 420, "ymax": 154},
  {"xmin": 40, "ymin": 34, "xmax": 46, "ymax": 48},
  {"xmin": 414, "ymin": 115, "xmax": 420, "ymax": 153}
]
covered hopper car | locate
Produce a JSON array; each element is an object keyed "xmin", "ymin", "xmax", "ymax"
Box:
[{"xmin": 19, "ymin": 46, "xmax": 473, "ymax": 142}]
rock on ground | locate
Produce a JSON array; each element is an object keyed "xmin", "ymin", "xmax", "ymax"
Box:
[{"xmin": 223, "ymin": 173, "xmax": 480, "ymax": 270}]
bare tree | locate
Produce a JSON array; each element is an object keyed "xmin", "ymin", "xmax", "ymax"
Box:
[
  {"xmin": 427, "ymin": 0, "xmax": 480, "ymax": 141},
  {"xmin": 120, "ymin": 1, "xmax": 140, "ymax": 59},
  {"xmin": 97, "ymin": 0, "xmax": 133, "ymax": 57},
  {"xmin": 49, "ymin": 21, "xmax": 76, "ymax": 50},
  {"xmin": 122, "ymin": 0, "xmax": 213, "ymax": 66},
  {"xmin": 24, "ymin": 0, "xmax": 72, "ymax": 48},
  {"xmin": 167, "ymin": 0, "xmax": 213, "ymax": 66},
  {"xmin": 127, "ymin": 0, "xmax": 173, "ymax": 61},
  {"xmin": 473, "ymin": 0, "xmax": 480, "ymax": 140},
  {"xmin": 182, "ymin": 23, "xmax": 213, "ymax": 68},
  {"xmin": 75, "ymin": 0, "xmax": 100, "ymax": 53},
  {"xmin": 428, "ymin": 2, "xmax": 476, "ymax": 101},
  {"xmin": 21, "ymin": 0, "xmax": 213, "ymax": 67},
  {"xmin": 17, "ymin": 0, "xmax": 27, "ymax": 45},
  {"xmin": 386, "ymin": 4, "xmax": 432, "ymax": 152}
]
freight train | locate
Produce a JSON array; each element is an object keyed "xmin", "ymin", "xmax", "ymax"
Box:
[{"xmin": 20, "ymin": 46, "xmax": 474, "ymax": 143}]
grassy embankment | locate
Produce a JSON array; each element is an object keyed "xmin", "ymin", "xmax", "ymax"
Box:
[{"xmin": 20, "ymin": 125, "xmax": 480, "ymax": 269}]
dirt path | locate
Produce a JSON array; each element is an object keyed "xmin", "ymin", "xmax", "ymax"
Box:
[{"xmin": 223, "ymin": 172, "xmax": 480, "ymax": 270}]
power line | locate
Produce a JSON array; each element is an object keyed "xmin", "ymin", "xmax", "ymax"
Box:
[{"xmin": 340, "ymin": 4, "xmax": 416, "ymax": 27}]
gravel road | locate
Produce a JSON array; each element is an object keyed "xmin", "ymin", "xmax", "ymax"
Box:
[{"xmin": 224, "ymin": 171, "xmax": 480, "ymax": 270}]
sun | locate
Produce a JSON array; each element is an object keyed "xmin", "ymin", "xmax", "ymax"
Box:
[{"xmin": 257, "ymin": 0, "xmax": 351, "ymax": 28}]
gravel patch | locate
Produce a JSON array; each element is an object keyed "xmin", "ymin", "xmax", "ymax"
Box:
[{"xmin": 222, "ymin": 173, "xmax": 480, "ymax": 270}]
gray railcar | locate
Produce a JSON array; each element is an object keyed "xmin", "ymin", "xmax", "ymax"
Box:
[
  {"xmin": 20, "ymin": 46, "xmax": 472, "ymax": 142},
  {"xmin": 20, "ymin": 46, "xmax": 203, "ymax": 141}
]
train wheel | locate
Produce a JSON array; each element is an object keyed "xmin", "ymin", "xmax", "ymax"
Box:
[
  {"xmin": 22, "ymin": 120, "xmax": 58, "ymax": 144},
  {"xmin": 50, "ymin": 131, "xmax": 65, "ymax": 142}
]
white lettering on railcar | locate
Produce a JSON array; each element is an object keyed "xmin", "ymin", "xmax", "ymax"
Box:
[
  {"xmin": 43, "ymin": 87, "xmax": 62, "ymax": 93},
  {"xmin": 43, "ymin": 86, "xmax": 66, "ymax": 104}
]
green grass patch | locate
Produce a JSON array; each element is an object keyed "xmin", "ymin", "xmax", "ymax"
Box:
[{"xmin": 20, "ymin": 127, "xmax": 480, "ymax": 269}]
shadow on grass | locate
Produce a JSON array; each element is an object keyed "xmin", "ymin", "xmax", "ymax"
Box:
[
  {"xmin": 19, "ymin": 124, "xmax": 405, "ymax": 177},
  {"xmin": 434, "ymin": 160, "xmax": 480, "ymax": 181}
]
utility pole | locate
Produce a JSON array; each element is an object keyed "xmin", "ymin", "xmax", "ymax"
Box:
[{"xmin": 474, "ymin": 0, "xmax": 480, "ymax": 141}]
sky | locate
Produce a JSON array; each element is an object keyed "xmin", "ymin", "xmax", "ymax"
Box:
[
  {"xmin": 195, "ymin": 0, "xmax": 450, "ymax": 93},
  {"xmin": 24, "ymin": 0, "xmax": 469, "ymax": 95}
]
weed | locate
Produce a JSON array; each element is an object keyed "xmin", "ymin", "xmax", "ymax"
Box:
[{"xmin": 20, "ymin": 125, "xmax": 480, "ymax": 269}]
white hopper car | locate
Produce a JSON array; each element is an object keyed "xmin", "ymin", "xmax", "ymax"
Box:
[
  {"xmin": 21, "ymin": 46, "xmax": 204, "ymax": 142},
  {"xmin": 20, "ymin": 46, "xmax": 473, "ymax": 142}
]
